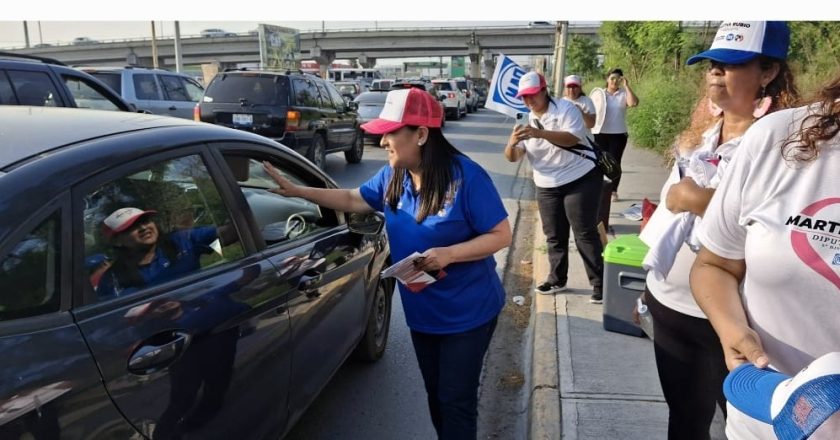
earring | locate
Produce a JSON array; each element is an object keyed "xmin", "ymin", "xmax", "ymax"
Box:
[
  {"xmin": 753, "ymin": 86, "xmax": 772, "ymax": 119},
  {"xmin": 707, "ymin": 97, "xmax": 723, "ymax": 117}
]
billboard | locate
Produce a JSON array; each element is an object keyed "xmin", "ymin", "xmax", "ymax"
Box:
[
  {"xmin": 258, "ymin": 24, "xmax": 300, "ymax": 70},
  {"xmin": 450, "ymin": 56, "xmax": 466, "ymax": 77}
]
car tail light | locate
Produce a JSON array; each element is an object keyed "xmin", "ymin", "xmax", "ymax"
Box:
[
  {"xmin": 447, "ymin": 92, "xmax": 455, "ymax": 99},
  {"xmin": 286, "ymin": 110, "xmax": 301, "ymax": 131},
  {"xmin": 193, "ymin": 104, "xmax": 200, "ymax": 121}
]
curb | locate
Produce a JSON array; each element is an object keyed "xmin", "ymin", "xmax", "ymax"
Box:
[{"xmin": 528, "ymin": 215, "xmax": 561, "ymax": 440}]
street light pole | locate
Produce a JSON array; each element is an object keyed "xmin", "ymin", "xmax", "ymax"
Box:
[
  {"xmin": 551, "ymin": 21, "xmax": 569, "ymax": 97},
  {"xmin": 151, "ymin": 21, "xmax": 159, "ymax": 68},
  {"xmin": 22, "ymin": 21, "xmax": 30, "ymax": 48}
]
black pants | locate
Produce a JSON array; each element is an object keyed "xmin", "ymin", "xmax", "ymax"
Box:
[
  {"xmin": 646, "ymin": 289, "xmax": 728, "ymax": 440},
  {"xmin": 410, "ymin": 316, "xmax": 498, "ymax": 440},
  {"xmin": 594, "ymin": 132, "xmax": 628, "ymax": 193},
  {"xmin": 536, "ymin": 168, "xmax": 604, "ymax": 291}
]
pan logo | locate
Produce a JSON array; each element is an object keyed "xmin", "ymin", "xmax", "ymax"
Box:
[{"xmin": 494, "ymin": 59, "xmax": 526, "ymax": 108}]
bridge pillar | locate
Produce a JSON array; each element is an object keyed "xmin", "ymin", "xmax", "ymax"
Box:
[
  {"xmin": 311, "ymin": 46, "xmax": 335, "ymax": 79},
  {"xmin": 467, "ymin": 32, "xmax": 482, "ymax": 79},
  {"xmin": 358, "ymin": 53, "xmax": 376, "ymax": 69},
  {"xmin": 482, "ymin": 50, "xmax": 495, "ymax": 80}
]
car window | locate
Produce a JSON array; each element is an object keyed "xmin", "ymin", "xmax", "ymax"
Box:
[
  {"xmin": 221, "ymin": 154, "xmax": 333, "ymax": 246},
  {"xmin": 182, "ymin": 78, "xmax": 204, "ymax": 102},
  {"xmin": 314, "ymin": 81, "xmax": 334, "ymax": 109},
  {"xmin": 0, "ymin": 71, "xmax": 15, "ymax": 104},
  {"xmin": 87, "ymin": 71, "xmax": 122, "ymax": 94},
  {"xmin": 159, "ymin": 75, "xmax": 191, "ymax": 101},
  {"xmin": 434, "ymin": 82, "xmax": 453, "ymax": 91},
  {"xmin": 326, "ymin": 84, "xmax": 348, "ymax": 110},
  {"xmin": 62, "ymin": 76, "xmax": 122, "ymax": 111},
  {"xmin": 0, "ymin": 212, "xmax": 61, "ymax": 321},
  {"xmin": 82, "ymin": 154, "xmax": 245, "ymax": 301},
  {"xmin": 7, "ymin": 70, "xmax": 61, "ymax": 107},
  {"xmin": 204, "ymin": 75, "xmax": 286, "ymax": 106},
  {"xmin": 133, "ymin": 73, "xmax": 162, "ymax": 100},
  {"xmin": 291, "ymin": 77, "xmax": 320, "ymax": 107}
]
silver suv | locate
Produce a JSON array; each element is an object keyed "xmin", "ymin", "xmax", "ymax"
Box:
[{"xmin": 80, "ymin": 66, "xmax": 205, "ymax": 119}]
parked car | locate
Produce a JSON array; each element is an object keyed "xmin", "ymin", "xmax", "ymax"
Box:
[
  {"xmin": 197, "ymin": 69, "xmax": 364, "ymax": 170},
  {"xmin": 431, "ymin": 79, "xmax": 467, "ymax": 120},
  {"xmin": 353, "ymin": 90, "xmax": 389, "ymax": 146},
  {"xmin": 0, "ymin": 106, "xmax": 393, "ymax": 439},
  {"xmin": 72, "ymin": 37, "xmax": 98, "ymax": 45},
  {"xmin": 369, "ymin": 78, "xmax": 395, "ymax": 91},
  {"xmin": 390, "ymin": 80, "xmax": 446, "ymax": 128},
  {"xmin": 333, "ymin": 80, "xmax": 364, "ymax": 100},
  {"xmin": 0, "ymin": 52, "xmax": 134, "ymax": 112},
  {"xmin": 452, "ymin": 77, "xmax": 478, "ymax": 113},
  {"xmin": 200, "ymin": 28, "xmax": 237, "ymax": 37},
  {"xmin": 80, "ymin": 66, "xmax": 205, "ymax": 119}
]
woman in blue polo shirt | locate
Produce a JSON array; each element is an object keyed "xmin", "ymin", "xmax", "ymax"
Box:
[{"xmin": 262, "ymin": 87, "xmax": 511, "ymax": 440}]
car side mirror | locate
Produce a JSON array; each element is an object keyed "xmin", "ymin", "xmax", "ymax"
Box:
[
  {"xmin": 347, "ymin": 101, "xmax": 358, "ymax": 110},
  {"xmin": 348, "ymin": 212, "xmax": 385, "ymax": 235}
]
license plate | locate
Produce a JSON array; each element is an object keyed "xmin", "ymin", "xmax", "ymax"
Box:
[{"xmin": 232, "ymin": 114, "xmax": 253, "ymax": 126}]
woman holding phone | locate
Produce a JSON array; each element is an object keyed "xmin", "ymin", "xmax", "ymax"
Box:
[{"xmin": 503, "ymin": 71, "xmax": 605, "ymax": 303}]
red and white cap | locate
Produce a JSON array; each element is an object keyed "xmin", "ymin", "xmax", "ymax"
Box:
[
  {"xmin": 515, "ymin": 71, "xmax": 547, "ymax": 98},
  {"xmin": 101, "ymin": 207, "xmax": 157, "ymax": 238},
  {"xmin": 360, "ymin": 88, "xmax": 443, "ymax": 135},
  {"xmin": 564, "ymin": 74, "xmax": 582, "ymax": 87}
]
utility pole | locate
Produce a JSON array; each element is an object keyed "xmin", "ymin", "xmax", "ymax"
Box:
[
  {"xmin": 22, "ymin": 21, "xmax": 30, "ymax": 48},
  {"xmin": 174, "ymin": 21, "xmax": 183, "ymax": 73},
  {"xmin": 151, "ymin": 21, "xmax": 159, "ymax": 69},
  {"xmin": 551, "ymin": 21, "xmax": 569, "ymax": 97},
  {"xmin": 37, "ymin": 21, "xmax": 43, "ymax": 45}
]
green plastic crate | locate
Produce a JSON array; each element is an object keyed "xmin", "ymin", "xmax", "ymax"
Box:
[{"xmin": 603, "ymin": 234, "xmax": 649, "ymax": 268}]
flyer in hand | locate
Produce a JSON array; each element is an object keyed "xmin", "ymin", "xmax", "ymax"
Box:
[{"xmin": 380, "ymin": 251, "xmax": 447, "ymax": 293}]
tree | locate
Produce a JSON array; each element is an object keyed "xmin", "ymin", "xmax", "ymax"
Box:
[
  {"xmin": 599, "ymin": 21, "xmax": 704, "ymax": 80},
  {"xmin": 565, "ymin": 35, "xmax": 600, "ymax": 79}
]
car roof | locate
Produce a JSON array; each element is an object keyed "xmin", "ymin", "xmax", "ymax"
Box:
[{"xmin": 0, "ymin": 106, "xmax": 199, "ymax": 168}]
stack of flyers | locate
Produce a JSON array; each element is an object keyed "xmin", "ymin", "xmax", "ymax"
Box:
[{"xmin": 380, "ymin": 251, "xmax": 447, "ymax": 293}]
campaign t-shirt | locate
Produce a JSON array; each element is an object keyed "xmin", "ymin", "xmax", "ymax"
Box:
[
  {"xmin": 563, "ymin": 95, "xmax": 596, "ymax": 141},
  {"xmin": 700, "ymin": 106, "xmax": 840, "ymax": 438},
  {"xmin": 359, "ymin": 154, "xmax": 508, "ymax": 334},
  {"xmin": 515, "ymin": 98, "xmax": 596, "ymax": 188},
  {"xmin": 599, "ymin": 88, "xmax": 629, "ymax": 134}
]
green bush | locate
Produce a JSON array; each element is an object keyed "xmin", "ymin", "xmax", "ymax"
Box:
[{"xmin": 626, "ymin": 72, "xmax": 700, "ymax": 155}]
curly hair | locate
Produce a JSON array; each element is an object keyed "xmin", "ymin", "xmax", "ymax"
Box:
[
  {"xmin": 674, "ymin": 56, "xmax": 799, "ymax": 159},
  {"xmin": 782, "ymin": 74, "xmax": 840, "ymax": 163}
]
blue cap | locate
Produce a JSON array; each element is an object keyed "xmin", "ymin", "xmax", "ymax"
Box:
[
  {"xmin": 686, "ymin": 21, "xmax": 789, "ymax": 65},
  {"xmin": 724, "ymin": 353, "xmax": 840, "ymax": 440}
]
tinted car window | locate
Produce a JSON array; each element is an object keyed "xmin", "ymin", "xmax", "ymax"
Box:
[
  {"xmin": 89, "ymin": 71, "xmax": 122, "ymax": 94},
  {"xmin": 315, "ymin": 81, "xmax": 334, "ymax": 109},
  {"xmin": 435, "ymin": 82, "xmax": 453, "ymax": 91},
  {"xmin": 327, "ymin": 84, "xmax": 348, "ymax": 110},
  {"xmin": 204, "ymin": 75, "xmax": 287, "ymax": 106},
  {"xmin": 62, "ymin": 76, "xmax": 122, "ymax": 111},
  {"xmin": 0, "ymin": 72, "xmax": 15, "ymax": 104},
  {"xmin": 291, "ymin": 77, "xmax": 320, "ymax": 107},
  {"xmin": 133, "ymin": 73, "xmax": 162, "ymax": 100},
  {"xmin": 221, "ymin": 154, "xmax": 329, "ymax": 245},
  {"xmin": 0, "ymin": 212, "xmax": 61, "ymax": 321},
  {"xmin": 7, "ymin": 70, "xmax": 61, "ymax": 106},
  {"xmin": 82, "ymin": 154, "xmax": 245, "ymax": 300}
]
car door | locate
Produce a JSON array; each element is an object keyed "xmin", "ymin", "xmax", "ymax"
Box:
[
  {"xmin": 210, "ymin": 146, "xmax": 374, "ymax": 425},
  {"xmin": 129, "ymin": 73, "xmax": 169, "ymax": 114},
  {"xmin": 70, "ymin": 147, "xmax": 293, "ymax": 440},
  {"xmin": 0, "ymin": 201, "xmax": 137, "ymax": 438},
  {"xmin": 314, "ymin": 80, "xmax": 342, "ymax": 151},
  {"xmin": 158, "ymin": 74, "xmax": 204, "ymax": 119},
  {"xmin": 325, "ymin": 81, "xmax": 358, "ymax": 149}
]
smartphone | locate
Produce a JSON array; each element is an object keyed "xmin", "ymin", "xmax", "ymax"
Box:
[{"xmin": 514, "ymin": 112, "xmax": 527, "ymax": 127}]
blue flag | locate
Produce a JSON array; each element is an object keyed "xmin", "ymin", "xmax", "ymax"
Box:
[{"xmin": 485, "ymin": 54, "xmax": 530, "ymax": 118}]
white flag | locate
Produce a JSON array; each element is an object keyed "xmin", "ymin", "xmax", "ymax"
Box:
[{"xmin": 485, "ymin": 54, "xmax": 530, "ymax": 118}]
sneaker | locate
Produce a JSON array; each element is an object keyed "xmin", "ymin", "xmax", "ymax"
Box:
[
  {"xmin": 535, "ymin": 282, "xmax": 567, "ymax": 295},
  {"xmin": 589, "ymin": 292, "xmax": 603, "ymax": 304}
]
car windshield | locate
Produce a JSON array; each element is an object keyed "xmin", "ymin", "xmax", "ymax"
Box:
[
  {"xmin": 434, "ymin": 82, "xmax": 453, "ymax": 91},
  {"xmin": 204, "ymin": 75, "xmax": 289, "ymax": 106},
  {"xmin": 354, "ymin": 93, "xmax": 387, "ymax": 104},
  {"xmin": 357, "ymin": 105, "xmax": 383, "ymax": 118}
]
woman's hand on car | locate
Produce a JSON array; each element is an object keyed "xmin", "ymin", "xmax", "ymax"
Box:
[{"xmin": 263, "ymin": 161, "xmax": 301, "ymax": 197}]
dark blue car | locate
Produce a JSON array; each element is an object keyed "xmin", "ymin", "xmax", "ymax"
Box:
[{"xmin": 0, "ymin": 106, "xmax": 393, "ymax": 439}]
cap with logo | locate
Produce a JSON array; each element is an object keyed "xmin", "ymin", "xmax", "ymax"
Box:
[
  {"xmin": 515, "ymin": 71, "xmax": 547, "ymax": 98},
  {"xmin": 360, "ymin": 88, "xmax": 443, "ymax": 135},
  {"xmin": 564, "ymin": 75, "xmax": 582, "ymax": 87},
  {"xmin": 723, "ymin": 351, "xmax": 840, "ymax": 440},
  {"xmin": 686, "ymin": 21, "xmax": 790, "ymax": 65},
  {"xmin": 101, "ymin": 207, "xmax": 157, "ymax": 238}
]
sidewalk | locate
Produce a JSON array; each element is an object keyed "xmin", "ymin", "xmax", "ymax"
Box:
[{"xmin": 526, "ymin": 144, "xmax": 726, "ymax": 439}]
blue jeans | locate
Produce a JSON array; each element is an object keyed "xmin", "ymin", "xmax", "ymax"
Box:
[{"xmin": 410, "ymin": 316, "xmax": 498, "ymax": 440}]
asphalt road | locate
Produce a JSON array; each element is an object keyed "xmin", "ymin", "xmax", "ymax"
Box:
[{"xmin": 284, "ymin": 108, "xmax": 523, "ymax": 439}]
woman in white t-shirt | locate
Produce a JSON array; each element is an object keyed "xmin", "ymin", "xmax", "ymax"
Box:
[
  {"xmin": 640, "ymin": 21, "xmax": 799, "ymax": 440},
  {"xmin": 691, "ymin": 74, "xmax": 840, "ymax": 440},
  {"xmin": 563, "ymin": 74, "xmax": 596, "ymax": 134},
  {"xmin": 591, "ymin": 67, "xmax": 639, "ymax": 202}
]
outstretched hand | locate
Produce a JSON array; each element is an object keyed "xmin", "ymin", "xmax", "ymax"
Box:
[{"xmin": 262, "ymin": 161, "xmax": 301, "ymax": 197}]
